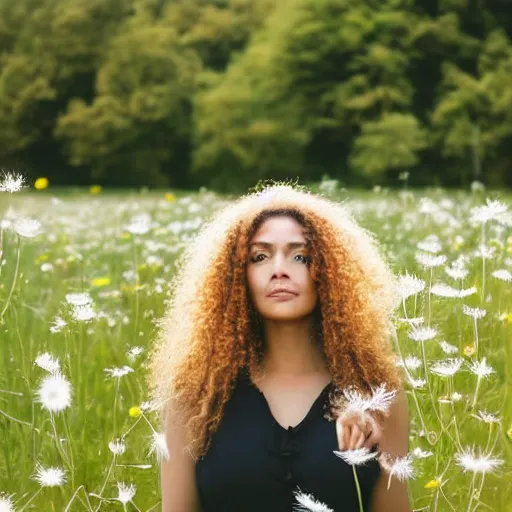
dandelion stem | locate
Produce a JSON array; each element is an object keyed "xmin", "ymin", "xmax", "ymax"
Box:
[
  {"xmin": 94, "ymin": 454, "xmax": 117, "ymax": 512},
  {"xmin": 428, "ymin": 267, "xmax": 433, "ymax": 328},
  {"xmin": 473, "ymin": 317, "xmax": 479, "ymax": 360},
  {"xmin": 352, "ymin": 464, "xmax": 364, "ymax": 512},
  {"xmin": 466, "ymin": 472, "xmax": 477, "ymax": 512},
  {"xmin": 113, "ymin": 378, "xmax": 120, "ymax": 436},
  {"xmin": 50, "ymin": 414, "xmax": 72, "ymax": 471},
  {"xmin": 0, "ymin": 235, "xmax": 21, "ymax": 323},
  {"xmin": 471, "ymin": 376, "xmax": 482, "ymax": 410}
]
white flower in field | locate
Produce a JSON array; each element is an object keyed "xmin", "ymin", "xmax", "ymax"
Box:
[
  {"xmin": 407, "ymin": 377, "xmax": 426, "ymax": 389},
  {"xmin": 125, "ymin": 213, "xmax": 151, "ymax": 235},
  {"xmin": 148, "ymin": 432, "xmax": 170, "ymax": 462},
  {"xmin": 49, "ymin": 316, "xmax": 67, "ymax": 334},
  {"xmin": 411, "ymin": 447, "xmax": 433, "ymax": 459},
  {"xmin": 14, "ymin": 217, "xmax": 42, "ymax": 238},
  {"xmin": 34, "ymin": 352, "xmax": 60, "ymax": 374},
  {"xmin": 109, "ymin": 438, "xmax": 127, "ymax": 456},
  {"xmin": 445, "ymin": 266, "xmax": 469, "ymax": 280},
  {"xmin": 415, "ymin": 252, "xmax": 447, "ymax": 268},
  {"xmin": 474, "ymin": 244, "xmax": 496, "ymax": 259},
  {"xmin": 0, "ymin": 171, "xmax": 26, "ymax": 193},
  {"xmin": 492, "ymin": 269, "xmax": 512, "ymax": 282},
  {"xmin": 417, "ymin": 236, "xmax": 442, "ymax": 254},
  {"xmin": 397, "ymin": 273, "xmax": 425, "ymax": 300},
  {"xmin": 41, "ymin": 262, "xmax": 54, "ymax": 272},
  {"xmin": 140, "ymin": 400, "xmax": 158, "ymax": 412},
  {"xmin": 32, "ymin": 463, "xmax": 66, "ymax": 487},
  {"xmin": 0, "ymin": 492, "xmax": 15, "ymax": 512},
  {"xmin": 451, "ymin": 392, "xmax": 463, "ymax": 402},
  {"xmin": 333, "ymin": 447, "xmax": 378, "ymax": 466},
  {"xmin": 115, "ymin": 482, "xmax": 136, "ymax": 504},
  {"xmin": 104, "ymin": 365, "xmax": 134, "ymax": 379},
  {"xmin": 36, "ymin": 372, "xmax": 72, "ymax": 413},
  {"xmin": 469, "ymin": 199, "xmax": 508, "ymax": 224},
  {"xmin": 438, "ymin": 341, "xmax": 458, "ymax": 355},
  {"xmin": 397, "ymin": 356, "xmax": 422, "ymax": 371},
  {"xmin": 341, "ymin": 384, "xmax": 397, "ymax": 416},
  {"xmin": 455, "ymin": 446, "xmax": 503, "ymax": 474},
  {"xmin": 467, "ymin": 358, "xmax": 495, "ymax": 378},
  {"xmin": 462, "ymin": 305, "xmax": 487, "ymax": 319},
  {"xmin": 72, "ymin": 304, "xmax": 96, "ymax": 322},
  {"xmin": 408, "ymin": 326, "xmax": 437, "ymax": 342},
  {"xmin": 65, "ymin": 292, "xmax": 92, "ymax": 307},
  {"xmin": 430, "ymin": 358, "xmax": 464, "ymax": 377},
  {"xmin": 293, "ymin": 488, "xmax": 334, "ymax": 512},
  {"xmin": 430, "ymin": 283, "xmax": 476, "ymax": 298},
  {"xmin": 471, "ymin": 410, "xmax": 500, "ymax": 424}
]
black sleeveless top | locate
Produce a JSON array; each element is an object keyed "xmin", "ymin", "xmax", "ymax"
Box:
[{"xmin": 195, "ymin": 371, "xmax": 381, "ymax": 511}]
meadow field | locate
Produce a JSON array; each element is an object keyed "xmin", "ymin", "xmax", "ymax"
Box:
[{"xmin": 0, "ymin": 181, "xmax": 511, "ymax": 511}]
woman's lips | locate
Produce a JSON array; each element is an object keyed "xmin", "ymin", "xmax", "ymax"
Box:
[{"xmin": 268, "ymin": 291, "xmax": 297, "ymax": 299}]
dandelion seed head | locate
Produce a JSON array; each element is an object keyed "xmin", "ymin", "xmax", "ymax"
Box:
[
  {"xmin": 32, "ymin": 463, "xmax": 66, "ymax": 487},
  {"xmin": 148, "ymin": 432, "xmax": 170, "ymax": 463},
  {"xmin": 397, "ymin": 273, "xmax": 425, "ymax": 300},
  {"xmin": 116, "ymin": 482, "xmax": 136, "ymax": 504},
  {"xmin": 36, "ymin": 372, "xmax": 72, "ymax": 413},
  {"xmin": 0, "ymin": 171, "xmax": 26, "ymax": 193},
  {"xmin": 104, "ymin": 366, "xmax": 134, "ymax": 379},
  {"xmin": 65, "ymin": 292, "xmax": 93, "ymax": 307},
  {"xmin": 14, "ymin": 218, "xmax": 42, "ymax": 238},
  {"xmin": 455, "ymin": 446, "xmax": 503, "ymax": 474},
  {"xmin": 109, "ymin": 438, "xmax": 127, "ymax": 456},
  {"xmin": 467, "ymin": 357, "xmax": 495, "ymax": 378},
  {"xmin": 408, "ymin": 326, "xmax": 437, "ymax": 342},
  {"xmin": 333, "ymin": 447, "xmax": 378, "ymax": 466},
  {"xmin": 34, "ymin": 352, "xmax": 60, "ymax": 374},
  {"xmin": 462, "ymin": 305, "xmax": 487, "ymax": 319},
  {"xmin": 430, "ymin": 358, "xmax": 464, "ymax": 377},
  {"xmin": 292, "ymin": 488, "xmax": 334, "ymax": 512}
]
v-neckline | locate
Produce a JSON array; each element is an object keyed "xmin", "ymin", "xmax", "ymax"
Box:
[{"xmin": 244, "ymin": 374, "xmax": 333, "ymax": 433}]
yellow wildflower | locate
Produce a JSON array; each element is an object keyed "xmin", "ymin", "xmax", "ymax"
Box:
[
  {"xmin": 34, "ymin": 177, "xmax": 49, "ymax": 190},
  {"xmin": 121, "ymin": 232, "xmax": 131, "ymax": 240},
  {"xmin": 424, "ymin": 479, "xmax": 440, "ymax": 489},
  {"xmin": 35, "ymin": 253, "xmax": 49, "ymax": 264},
  {"xmin": 91, "ymin": 277, "xmax": 111, "ymax": 287},
  {"xmin": 463, "ymin": 344, "xmax": 476, "ymax": 357},
  {"xmin": 165, "ymin": 192, "xmax": 176, "ymax": 202},
  {"xmin": 129, "ymin": 406, "xmax": 142, "ymax": 418},
  {"xmin": 90, "ymin": 185, "xmax": 102, "ymax": 195}
]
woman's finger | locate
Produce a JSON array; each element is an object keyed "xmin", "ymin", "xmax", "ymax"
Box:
[
  {"xmin": 349, "ymin": 425, "xmax": 361, "ymax": 450},
  {"xmin": 355, "ymin": 429, "xmax": 366, "ymax": 449},
  {"xmin": 344, "ymin": 424, "xmax": 351, "ymax": 450}
]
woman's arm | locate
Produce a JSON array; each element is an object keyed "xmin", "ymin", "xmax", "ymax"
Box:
[{"xmin": 371, "ymin": 388, "xmax": 412, "ymax": 512}]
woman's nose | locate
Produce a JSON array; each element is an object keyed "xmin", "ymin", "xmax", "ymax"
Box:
[{"xmin": 271, "ymin": 253, "xmax": 289, "ymax": 276}]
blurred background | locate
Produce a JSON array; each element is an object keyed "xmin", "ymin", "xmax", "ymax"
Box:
[{"xmin": 1, "ymin": 0, "xmax": 512, "ymax": 193}]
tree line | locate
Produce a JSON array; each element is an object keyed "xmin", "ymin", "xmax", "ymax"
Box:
[{"xmin": 1, "ymin": 0, "xmax": 511, "ymax": 192}]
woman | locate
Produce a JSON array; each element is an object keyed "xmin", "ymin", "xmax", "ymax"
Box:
[{"xmin": 148, "ymin": 183, "xmax": 411, "ymax": 511}]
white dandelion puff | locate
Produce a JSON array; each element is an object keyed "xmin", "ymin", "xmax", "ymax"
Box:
[
  {"xmin": 396, "ymin": 356, "xmax": 422, "ymax": 371},
  {"xmin": 0, "ymin": 492, "xmax": 15, "ymax": 512},
  {"xmin": 14, "ymin": 218, "xmax": 43, "ymax": 239},
  {"xmin": 341, "ymin": 384, "xmax": 397, "ymax": 416},
  {"xmin": 470, "ymin": 199, "xmax": 508, "ymax": 224},
  {"xmin": 71, "ymin": 304, "xmax": 96, "ymax": 322},
  {"xmin": 415, "ymin": 252, "xmax": 447, "ymax": 268},
  {"xmin": 0, "ymin": 171, "xmax": 26, "ymax": 193},
  {"xmin": 408, "ymin": 327, "xmax": 437, "ymax": 342},
  {"xmin": 32, "ymin": 463, "xmax": 66, "ymax": 487},
  {"xmin": 452, "ymin": 392, "xmax": 463, "ymax": 402},
  {"xmin": 65, "ymin": 292, "xmax": 93, "ymax": 307},
  {"xmin": 397, "ymin": 273, "xmax": 425, "ymax": 300},
  {"xmin": 462, "ymin": 305, "xmax": 487, "ymax": 319},
  {"xmin": 34, "ymin": 352, "xmax": 60, "ymax": 374},
  {"xmin": 430, "ymin": 283, "xmax": 476, "ymax": 298},
  {"xmin": 455, "ymin": 446, "xmax": 503, "ymax": 474},
  {"xmin": 407, "ymin": 377, "xmax": 426, "ymax": 389},
  {"xmin": 36, "ymin": 372, "xmax": 72, "ymax": 413},
  {"xmin": 417, "ymin": 236, "xmax": 442, "ymax": 254},
  {"xmin": 438, "ymin": 341, "xmax": 459, "ymax": 355},
  {"xmin": 104, "ymin": 366, "xmax": 134, "ymax": 379},
  {"xmin": 293, "ymin": 488, "xmax": 334, "ymax": 512},
  {"xmin": 430, "ymin": 358, "xmax": 464, "ymax": 377},
  {"xmin": 148, "ymin": 432, "xmax": 170, "ymax": 463},
  {"xmin": 467, "ymin": 358, "xmax": 495, "ymax": 378},
  {"xmin": 127, "ymin": 346, "xmax": 144, "ymax": 361},
  {"xmin": 445, "ymin": 266, "xmax": 469, "ymax": 280},
  {"xmin": 471, "ymin": 410, "xmax": 501, "ymax": 424},
  {"xmin": 491, "ymin": 269, "xmax": 512, "ymax": 282},
  {"xmin": 109, "ymin": 438, "xmax": 127, "ymax": 456},
  {"xmin": 379, "ymin": 453, "xmax": 416, "ymax": 489},
  {"xmin": 49, "ymin": 316, "xmax": 67, "ymax": 334},
  {"xmin": 115, "ymin": 482, "xmax": 136, "ymax": 504},
  {"xmin": 333, "ymin": 447, "xmax": 378, "ymax": 466}
]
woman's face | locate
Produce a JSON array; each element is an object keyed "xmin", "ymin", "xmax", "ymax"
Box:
[{"xmin": 246, "ymin": 215, "xmax": 318, "ymax": 321}]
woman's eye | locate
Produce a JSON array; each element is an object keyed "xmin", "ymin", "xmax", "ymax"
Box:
[
  {"xmin": 295, "ymin": 254, "xmax": 310, "ymax": 264},
  {"xmin": 251, "ymin": 254, "xmax": 266, "ymax": 262}
]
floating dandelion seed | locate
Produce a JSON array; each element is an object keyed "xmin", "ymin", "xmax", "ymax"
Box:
[
  {"xmin": 293, "ymin": 488, "xmax": 334, "ymax": 512},
  {"xmin": 104, "ymin": 366, "xmax": 134, "ymax": 379},
  {"xmin": 14, "ymin": 218, "xmax": 42, "ymax": 238},
  {"xmin": 333, "ymin": 447, "xmax": 378, "ymax": 466},
  {"xmin": 148, "ymin": 432, "xmax": 170, "ymax": 462},
  {"xmin": 49, "ymin": 316, "xmax": 67, "ymax": 334},
  {"xmin": 408, "ymin": 327, "xmax": 437, "ymax": 342},
  {"xmin": 109, "ymin": 438, "xmax": 127, "ymax": 456},
  {"xmin": 455, "ymin": 446, "xmax": 503, "ymax": 474},
  {"xmin": 0, "ymin": 171, "xmax": 26, "ymax": 193},
  {"xmin": 430, "ymin": 358, "xmax": 464, "ymax": 377},
  {"xmin": 36, "ymin": 372, "xmax": 72, "ymax": 413},
  {"xmin": 397, "ymin": 273, "xmax": 425, "ymax": 300},
  {"xmin": 115, "ymin": 482, "xmax": 136, "ymax": 504},
  {"xmin": 32, "ymin": 463, "xmax": 66, "ymax": 487},
  {"xmin": 34, "ymin": 352, "xmax": 60, "ymax": 374}
]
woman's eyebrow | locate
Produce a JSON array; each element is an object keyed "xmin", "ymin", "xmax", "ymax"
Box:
[{"xmin": 248, "ymin": 242, "xmax": 307, "ymax": 249}]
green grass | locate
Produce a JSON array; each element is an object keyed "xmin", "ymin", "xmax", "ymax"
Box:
[{"xmin": 0, "ymin": 185, "xmax": 511, "ymax": 511}]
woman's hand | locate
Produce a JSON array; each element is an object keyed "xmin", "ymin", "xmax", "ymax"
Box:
[{"xmin": 336, "ymin": 409, "xmax": 382, "ymax": 451}]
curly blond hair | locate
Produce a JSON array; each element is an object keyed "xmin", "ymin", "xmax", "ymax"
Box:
[{"xmin": 147, "ymin": 182, "xmax": 403, "ymax": 461}]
